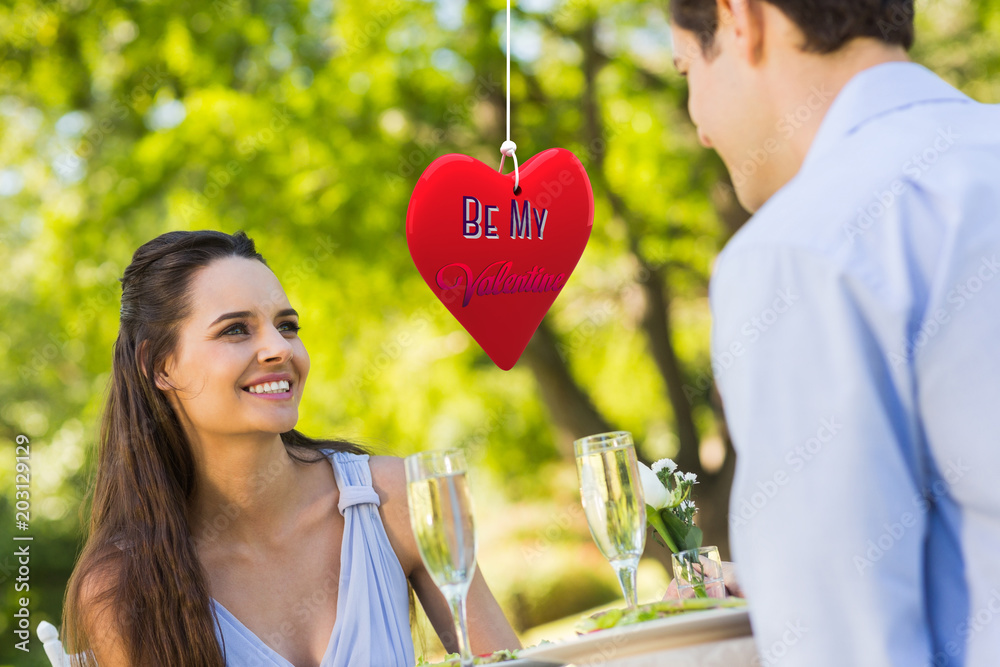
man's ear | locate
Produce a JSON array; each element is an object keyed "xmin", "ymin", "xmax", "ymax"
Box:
[{"xmin": 717, "ymin": 0, "xmax": 766, "ymax": 64}]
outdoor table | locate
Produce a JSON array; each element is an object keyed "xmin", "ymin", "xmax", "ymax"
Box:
[
  {"xmin": 519, "ymin": 606, "xmax": 757, "ymax": 666},
  {"xmin": 553, "ymin": 636, "xmax": 758, "ymax": 666}
]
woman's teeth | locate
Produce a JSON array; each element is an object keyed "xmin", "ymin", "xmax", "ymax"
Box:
[{"xmin": 246, "ymin": 380, "xmax": 290, "ymax": 394}]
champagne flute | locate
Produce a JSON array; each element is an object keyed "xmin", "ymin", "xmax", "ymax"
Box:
[
  {"xmin": 575, "ymin": 431, "xmax": 647, "ymax": 610},
  {"xmin": 405, "ymin": 449, "xmax": 478, "ymax": 667}
]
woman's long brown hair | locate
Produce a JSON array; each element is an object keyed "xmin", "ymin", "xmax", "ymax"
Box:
[{"xmin": 62, "ymin": 230, "xmax": 365, "ymax": 666}]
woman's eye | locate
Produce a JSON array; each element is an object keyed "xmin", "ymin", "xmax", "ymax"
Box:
[{"xmin": 222, "ymin": 321, "xmax": 301, "ymax": 336}]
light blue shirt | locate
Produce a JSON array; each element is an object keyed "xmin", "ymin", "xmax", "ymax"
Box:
[{"xmin": 711, "ymin": 62, "xmax": 1000, "ymax": 667}]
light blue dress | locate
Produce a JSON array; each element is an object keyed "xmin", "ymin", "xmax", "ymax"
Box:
[{"xmin": 211, "ymin": 451, "xmax": 416, "ymax": 667}]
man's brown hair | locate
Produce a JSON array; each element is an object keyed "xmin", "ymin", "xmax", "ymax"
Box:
[{"xmin": 671, "ymin": 0, "xmax": 915, "ymax": 54}]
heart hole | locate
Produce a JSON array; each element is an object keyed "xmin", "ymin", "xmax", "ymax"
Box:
[{"xmin": 513, "ymin": 185, "xmax": 522, "ymax": 196}]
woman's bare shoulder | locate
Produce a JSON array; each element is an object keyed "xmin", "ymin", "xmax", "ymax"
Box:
[
  {"xmin": 367, "ymin": 455, "xmax": 419, "ymax": 572},
  {"xmin": 71, "ymin": 550, "xmax": 131, "ymax": 666},
  {"xmin": 75, "ymin": 546, "xmax": 124, "ymax": 610},
  {"xmin": 368, "ymin": 455, "xmax": 408, "ymax": 518},
  {"xmin": 368, "ymin": 455, "xmax": 406, "ymax": 491}
]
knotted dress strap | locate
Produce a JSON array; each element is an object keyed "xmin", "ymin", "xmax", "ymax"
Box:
[{"xmin": 324, "ymin": 450, "xmax": 415, "ymax": 667}]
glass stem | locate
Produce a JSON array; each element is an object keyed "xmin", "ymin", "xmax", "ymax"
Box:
[
  {"xmin": 612, "ymin": 559, "xmax": 640, "ymax": 610},
  {"xmin": 447, "ymin": 591, "xmax": 474, "ymax": 667},
  {"xmin": 689, "ymin": 555, "xmax": 707, "ymax": 598}
]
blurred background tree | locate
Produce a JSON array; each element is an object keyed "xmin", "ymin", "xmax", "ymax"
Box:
[{"xmin": 1, "ymin": 0, "xmax": 998, "ymax": 664}]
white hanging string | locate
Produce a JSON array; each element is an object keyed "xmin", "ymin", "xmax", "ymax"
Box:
[
  {"xmin": 498, "ymin": 0, "xmax": 519, "ymax": 192},
  {"xmin": 505, "ymin": 0, "xmax": 511, "ymax": 143}
]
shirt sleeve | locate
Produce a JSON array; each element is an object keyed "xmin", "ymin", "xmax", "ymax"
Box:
[{"xmin": 710, "ymin": 239, "xmax": 933, "ymax": 666}]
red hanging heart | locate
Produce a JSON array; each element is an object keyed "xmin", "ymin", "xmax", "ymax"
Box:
[{"xmin": 406, "ymin": 148, "xmax": 594, "ymax": 370}]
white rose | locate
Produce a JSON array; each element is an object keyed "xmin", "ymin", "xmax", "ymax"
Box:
[{"xmin": 638, "ymin": 461, "xmax": 670, "ymax": 509}]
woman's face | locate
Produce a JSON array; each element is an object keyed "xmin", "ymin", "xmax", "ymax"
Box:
[{"xmin": 156, "ymin": 256, "xmax": 310, "ymax": 445}]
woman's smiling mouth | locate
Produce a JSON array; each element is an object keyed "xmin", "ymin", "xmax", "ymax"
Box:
[
  {"xmin": 245, "ymin": 380, "xmax": 289, "ymax": 393},
  {"xmin": 242, "ymin": 380, "xmax": 293, "ymax": 398}
]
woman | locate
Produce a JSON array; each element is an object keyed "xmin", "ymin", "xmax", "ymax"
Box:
[{"xmin": 63, "ymin": 229, "xmax": 520, "ymax": 666}]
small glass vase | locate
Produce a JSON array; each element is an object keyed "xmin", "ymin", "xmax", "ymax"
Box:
[{"xmin": 671, "ymin": 546, "xmax": 726, "ymax": 599}]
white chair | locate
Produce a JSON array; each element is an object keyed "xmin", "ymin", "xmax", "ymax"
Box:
[{"xmin": 37, "ymin": 620, "xmax": 72, "ymax": 667}]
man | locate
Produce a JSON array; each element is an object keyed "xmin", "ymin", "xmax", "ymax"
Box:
[{"xmin": 670, "ymin": 0, "xmax": 1000, "ymax": 665}]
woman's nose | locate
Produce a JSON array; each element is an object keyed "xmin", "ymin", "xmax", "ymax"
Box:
[{"xmin": 258, "ymin": 326, "xmax": 294, "ymax": 363}]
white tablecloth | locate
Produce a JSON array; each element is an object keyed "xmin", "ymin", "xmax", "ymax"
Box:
[{"xmin": 556, "ymin": 637, "xmax": 759, "ymax": 667}]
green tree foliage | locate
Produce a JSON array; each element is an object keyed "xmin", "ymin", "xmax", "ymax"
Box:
[{"xmin": 1, "ymin": 0, "xmax": 998, "ymax": 663}]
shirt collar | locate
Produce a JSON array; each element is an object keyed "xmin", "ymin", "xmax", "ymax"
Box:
[{"xmin": 802, "ymin": 61, "xmax": 971, "ymax": 169}]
